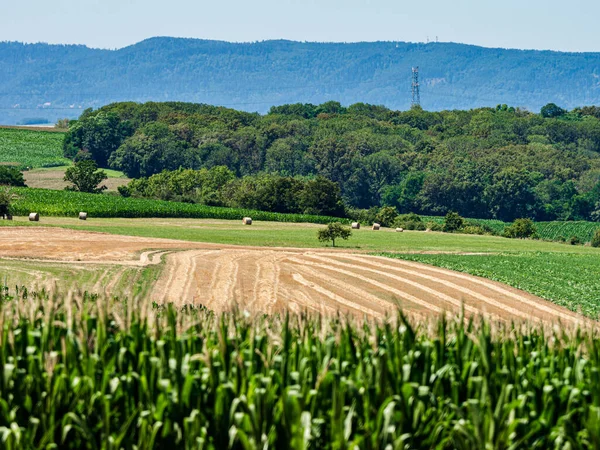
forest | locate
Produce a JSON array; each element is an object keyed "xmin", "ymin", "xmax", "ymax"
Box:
[{"xmin": 63, "ymin": 101, "xmax": 600, "ymax": 222}]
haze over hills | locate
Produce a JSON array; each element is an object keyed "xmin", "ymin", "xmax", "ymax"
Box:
[{"xmin": 2, "ymin": 37, "xmax": 600, "ymax": 124}]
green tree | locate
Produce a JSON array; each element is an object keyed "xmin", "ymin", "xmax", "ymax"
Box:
[
  {"xmin": 317, "ymin": 222, "xmax": 352, "ymax": 247},
  {"xmin": 64, "ymin": 111, "xmax": 133, "ymax": 166},
  {"xmin": 64, "ymin": 160, "xmax": 108, "ymax": 193},
  {"xmin": 541, "ymin": 103, "xmax": 566, "ymax": 118},
  {"xmin": 0, "ymin": 167, "xmax": 26, "ymax": 187},
  {"xmin": 299, "ymin": 177, "xmax": 346, "ymax": 217},
  {"xmin": 484, "ymin": 169, "xmax": 540, "ymax": 221}
]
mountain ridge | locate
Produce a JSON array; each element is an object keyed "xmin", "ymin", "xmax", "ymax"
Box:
[{"xmin": 2, "ymin": 37, "xmax": 600, "ymax": 124}]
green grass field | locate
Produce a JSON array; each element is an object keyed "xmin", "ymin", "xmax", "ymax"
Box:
[
  {"xmin": 0, "ymin": 128, "xmax": 68, "ymax": 168},
  {"xmin": 380, "ymin": 252, "xmax": 600, "ymax": 317},
  {"xmin": 2, "ymin": 215, "xmax": 598, "ymax": 255}
]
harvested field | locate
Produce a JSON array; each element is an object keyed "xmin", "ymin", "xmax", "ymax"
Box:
[{"xmin": 0, "ymin": 228, "xmax": 585, "ymax": 324}]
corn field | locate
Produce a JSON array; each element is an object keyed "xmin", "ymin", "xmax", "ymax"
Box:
[
  {"xmin": 0, "ymin": 288, "xmax": 599, "ymax": 449},
  {"xmin": 10, "ymin": 188, "xmax": 348, "ymax": 224}
]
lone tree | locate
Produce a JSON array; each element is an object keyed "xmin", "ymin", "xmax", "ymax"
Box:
[
  {"xmin": 64, "ymin": 160, "xmax": 108, "ymax": 193},
  {"xmin": 317, "ymin": 222, "xmax": 352, "ymax": 247}
]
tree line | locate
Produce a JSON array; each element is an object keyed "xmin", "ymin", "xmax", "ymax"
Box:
[{"xmin": 63, "ymin": 101, "xmax": 600, "ymax": 222}]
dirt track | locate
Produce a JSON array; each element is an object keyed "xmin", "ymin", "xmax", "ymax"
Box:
[{"xmin": 0, "ymin": 228, "xmax": 585, "ymax": 324}]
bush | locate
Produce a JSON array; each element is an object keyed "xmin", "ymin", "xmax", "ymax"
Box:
[
  {"xmin": 443, "ymin": 211, "xmax": 464, "ymax": 232},
  {"xmin": 567, "ymin": 235, "xmax": 582, "ymax": 245},
  {"xmin": 375, "ymin": 206, "xmax": 398, "ymax": 227},
  {"xmin": 394, "ymin": 212, "xmax": 425, "ymax": 230},
  {"xmin": 426, "ymin": 221, "xmax": 443, "ymax": 232},
  {"xmin": 503, "ymin": 218, "xmax": 538, "ymax": 239},
  {"xmin": 347, "ymin": 207, "xmax": 380, "ymax": 226},
  {"xmin": 591, "ymin": 229, "xmax": 600, "ymax": 248},
  {"xmin": 461, "ymin": 225, "xmax": 487, "ymax": 235}
]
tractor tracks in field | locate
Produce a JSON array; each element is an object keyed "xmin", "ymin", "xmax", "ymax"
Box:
[{"xmin": 0, "ymin": 228, "xmax": 587, "ymax": 324}]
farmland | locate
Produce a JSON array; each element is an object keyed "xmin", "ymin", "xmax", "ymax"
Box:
[
  {"xmin": 23, "ymin": 166, "xmax": 130, "ymax": 191},
  {"xmin": 0, "ymin": 217, "xmax": 598, "ymax": 320},
  {"xmin": 0, "ymin": 127, "xmax": 68, "ymax": 168},
  {"xmin": 10, "ymin": 188, "xmax": 349, "ymax": 223},
  {"xmin": 0, "ymin": 292, "xmax": 599, "ymax": 449},
  {"xmin": 381, "ymin": 252, "xmax": 600, "ymax": 317},
  {"xmin": 8, "ymin": 187, "xmax": 600, "ymax": 243}
]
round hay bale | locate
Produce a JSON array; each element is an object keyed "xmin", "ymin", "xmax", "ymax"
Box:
[
  {"xmin": 395, "ymin": 227, "xmax": 404, "ymax": 232},
  {"xmin": 372, "ymin": 223, "xmax": 380, "ymax": 231},
  {"xmin": 29, "ymin": 213, "xmax": 39, "ymax": 222},
  {"xmin": 242, "ymin": 217, "xmax": 253, "ymax": 225},
  {"xmin": 79, "ymin": 212, "xmax": 88, "ymax": 221},
  {"xmin": 351, "ymin": 222, "xmax": 360, "ymax": 229}
]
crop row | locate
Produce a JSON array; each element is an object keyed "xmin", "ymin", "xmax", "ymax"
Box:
[
  {"xmin": 11, "ymin": 188, "xmax": 349, "ymax": 224},
  {"xmin": 0, "ymin": 128, "xmax": 68, "ymax": 168},
  {"xmin": 535, "ymin": 221, "xmax": 599, "ymax": 242},
  {"xmin": 0, "ymin": 290, "xmax": 598, "ymax": 449},
  {"xmin": 428, "ymin": 215, "xmax": 598, "ymax": 242}
]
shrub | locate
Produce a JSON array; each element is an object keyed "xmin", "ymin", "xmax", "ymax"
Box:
[
  {"xmin": 443, "ymin": 211, "xmax": 464, "ymax": 232},
  {"xmin": 426, "ymin": 221, "xmax": 443, "ymax": 232},
  {"xmin": 592, "ymin": 229, "xmax": 600, "ymax": 248},
  {"xmin": 567, "ymin": 235, "xmax": 582, "ymax": 245},
  {"xmin": 317, "ymin": 222, "xmax": 352, "ymax": 247},
  {"xmin": 375, "ymin": 206, "xmax": 398, "ymax": 227},
  {"xmin": 461, "ymin": 225, "xmax": 487, "ymax": 235},
  {"xmin": 394, "ymin": 212, "xmax": 424, "ymax": 230},
  {"xmin": 347, "ymin": 207, "xmax": 380, "ymax": 226},
  {"xmin": 503, "ymin": 218, "xmax": 538, "ymax": 239},
  {"xmin": 117, "ymin": 185, "xmax": 131, "ymax": 197}
]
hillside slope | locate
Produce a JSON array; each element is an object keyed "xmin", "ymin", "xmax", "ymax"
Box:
[{"xmin": 2, "ymin": 38, "xmax": 600, "ymax": 123}]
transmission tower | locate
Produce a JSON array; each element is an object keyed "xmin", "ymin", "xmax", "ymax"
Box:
[{"xmin": 411, "ymin": 67, "xmax": 421, "ymax": 107}]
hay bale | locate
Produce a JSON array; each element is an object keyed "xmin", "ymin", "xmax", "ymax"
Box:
[
  {"xmin": 395, "ymin": 227, "xmax": 404, "ymax": 232},
  {"xmin": 351, "ymin": 222, "xmax": 360, "ymax": 229},
  {"xmin": 242, "ymin": 217, "xmax": 253, "ymax": 225},
  {"xmin": 29, "ymin": 213, "xmax": 39, "ymax": 222},
  {"xmin": 79, "ymin": 212, "xmax": 87, "ymax": 221},
  {"xmin": 372, "ymin": 223, "xmax": 380, "ymax": 231}
]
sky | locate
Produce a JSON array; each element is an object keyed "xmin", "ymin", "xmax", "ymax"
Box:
[{"xmin": 0, "ymin": 0, "xmax": 598, "ymax": 52}]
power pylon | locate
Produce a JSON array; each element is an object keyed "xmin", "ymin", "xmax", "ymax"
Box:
[{"xmin": 411, "ymin": 67, "xmax": 421, "ymax": 107}]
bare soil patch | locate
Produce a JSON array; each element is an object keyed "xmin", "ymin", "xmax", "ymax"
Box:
[{"xmin": 24, "ymin": 169, "xmax": 130, "ymax": 192}]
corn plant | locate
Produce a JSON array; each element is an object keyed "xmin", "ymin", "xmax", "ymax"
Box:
[{"xmin": 0, "ymin": 288, "xmax": 598, "ymax": 449}]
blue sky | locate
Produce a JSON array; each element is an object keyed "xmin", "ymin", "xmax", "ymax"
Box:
[{"xmin": 1, "ymin": 0, "xmax": 598, "ymax": 52}]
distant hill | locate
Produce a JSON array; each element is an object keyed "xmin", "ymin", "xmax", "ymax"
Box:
[{"xmin": 2, "ymin": 37, "xmax": 600, "ymax": 124}]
